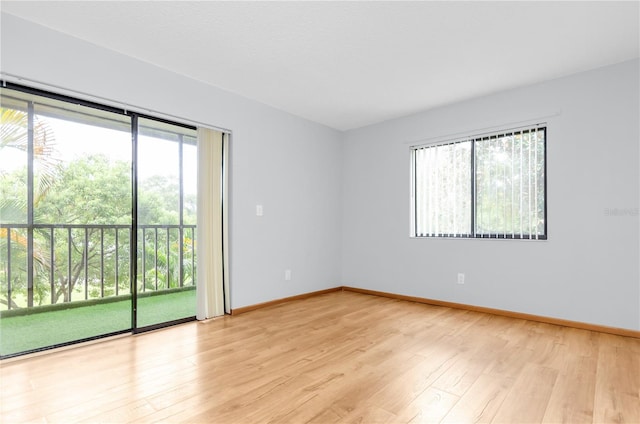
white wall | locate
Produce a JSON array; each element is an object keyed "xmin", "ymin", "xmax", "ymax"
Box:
[
  {"xmin": 341, "ymin": 59, "xmax": 640, "ymax": 331},
  {"xmin": 0, "ymin": 13, "xmax": 343, "ymax": 309}
]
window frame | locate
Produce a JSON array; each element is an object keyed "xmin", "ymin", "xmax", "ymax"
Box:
[{"xmin": 411, "ymin": 125, "xmax": 547, "ymax": 240}]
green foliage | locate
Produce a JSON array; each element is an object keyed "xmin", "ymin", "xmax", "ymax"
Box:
[
  {"xmin": 0, "ymin": 107, "xmax": 62, "ymax": 207},
  {"xmin": 139, "ymin": 175, "xmax": 179, "ymax": 225},
  {"xmin": 35, "ymin": 155, "xmax": 132, "ymax": 225},
  {"xmin": 1, "ymin": 110, "xmax": 197, "ymax": 310},
  {"xmin": 0, "ymin": 167, "xmax": 27, "ymax": 223}
]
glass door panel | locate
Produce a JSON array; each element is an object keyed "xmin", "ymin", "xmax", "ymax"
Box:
[
  {"xmin": 0, "ymin": 88, "xmax": 132, "ymax": 356},
  {"xmin": 136, "ymin": 117, "xmax": 196, "ymax": 328}
]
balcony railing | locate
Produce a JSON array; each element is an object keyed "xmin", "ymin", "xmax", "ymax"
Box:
[{"xmin": 0, "ymin": 223, "xmax": 196, "ymax": 310}]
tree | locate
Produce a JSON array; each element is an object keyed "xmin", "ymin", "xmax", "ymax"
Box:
[
  {"xmin": 0, "ymin": 107, "xmax": 61, "ymax": 210},
  {"xmin": 2, "ymin": 103, "xmax": 197, "ymax": 309},
  {"xmin": 1, "ymin": 107, "xmax": 61, "ymax": 308},
  {"xmin": 33, "ymin": 155, "xmax": 132, "ymax": 303}
]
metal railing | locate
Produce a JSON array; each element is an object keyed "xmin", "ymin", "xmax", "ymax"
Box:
[{"xmin": 0, "ymin": 223, "xmax": 196, "ymax": 310}]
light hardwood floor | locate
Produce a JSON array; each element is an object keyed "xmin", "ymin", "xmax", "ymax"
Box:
[{"xmin": 1, "ymin": 290, "xmax": 639, "ymax": 423}]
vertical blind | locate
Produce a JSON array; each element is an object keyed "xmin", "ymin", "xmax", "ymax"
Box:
[
  {"xmin": 412, "ymin": 125, "xmax": 546, "ymax": 239},
  {"xmin": 414, "ymin": 140, "xmax": 471, "ymax": 237}
]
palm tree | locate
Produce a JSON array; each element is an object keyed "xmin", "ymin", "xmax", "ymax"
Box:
[
  {"xmin": 1, "ymin": 107, "xmax": 60, "ymax": 308},
  {"xmin": 1, "ymin": 107, "xmax": 61, "ymax": 205}
]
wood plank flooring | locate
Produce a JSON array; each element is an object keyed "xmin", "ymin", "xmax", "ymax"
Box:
[{"xmin": 1, "ymin": 290, "xmax": 638, "ymax": 423}]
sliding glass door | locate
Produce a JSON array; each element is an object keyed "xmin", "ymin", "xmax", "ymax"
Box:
[
  {"xmin": 135, "ymin": 118, "xmax": 197, "ymax": 329},
  {"xmin": 0, "ymin": 85, "xmax": 199, "ymax": 357}
]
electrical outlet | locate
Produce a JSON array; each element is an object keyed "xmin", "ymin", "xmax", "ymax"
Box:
[
  {"xmin": 457, "ymin": 273, "xmax": 465, "ymax": 284},
  {"xmin": 256, "ymin": 204, "xmax": 263, "ymax": 216},
  {"xmin": 285, "ymin": 269, "xmax": 292, "ymax": 281}
]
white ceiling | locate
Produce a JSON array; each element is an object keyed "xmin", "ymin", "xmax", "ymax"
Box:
[{"xmin": 1, "ymin": 1, "xmax": 639, "ymax": 131}]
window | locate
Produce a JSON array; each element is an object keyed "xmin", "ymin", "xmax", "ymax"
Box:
[
  {"xmin": 411, "ymin": 125, "xmax": 546, "ymax": 239},
  {"xmin": 0, "ymin": 83, "xmax": 202, "ymax": 357}
]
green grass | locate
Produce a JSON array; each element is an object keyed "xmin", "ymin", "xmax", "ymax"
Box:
[{"xmin": 0, "ymin": 289, "xmax": 196, "ymax": 357}]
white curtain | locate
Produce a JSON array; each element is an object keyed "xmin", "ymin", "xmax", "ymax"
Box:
[{"xmin": 196, "ymin": 128, "xmax": 225, "ymax": 319}]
